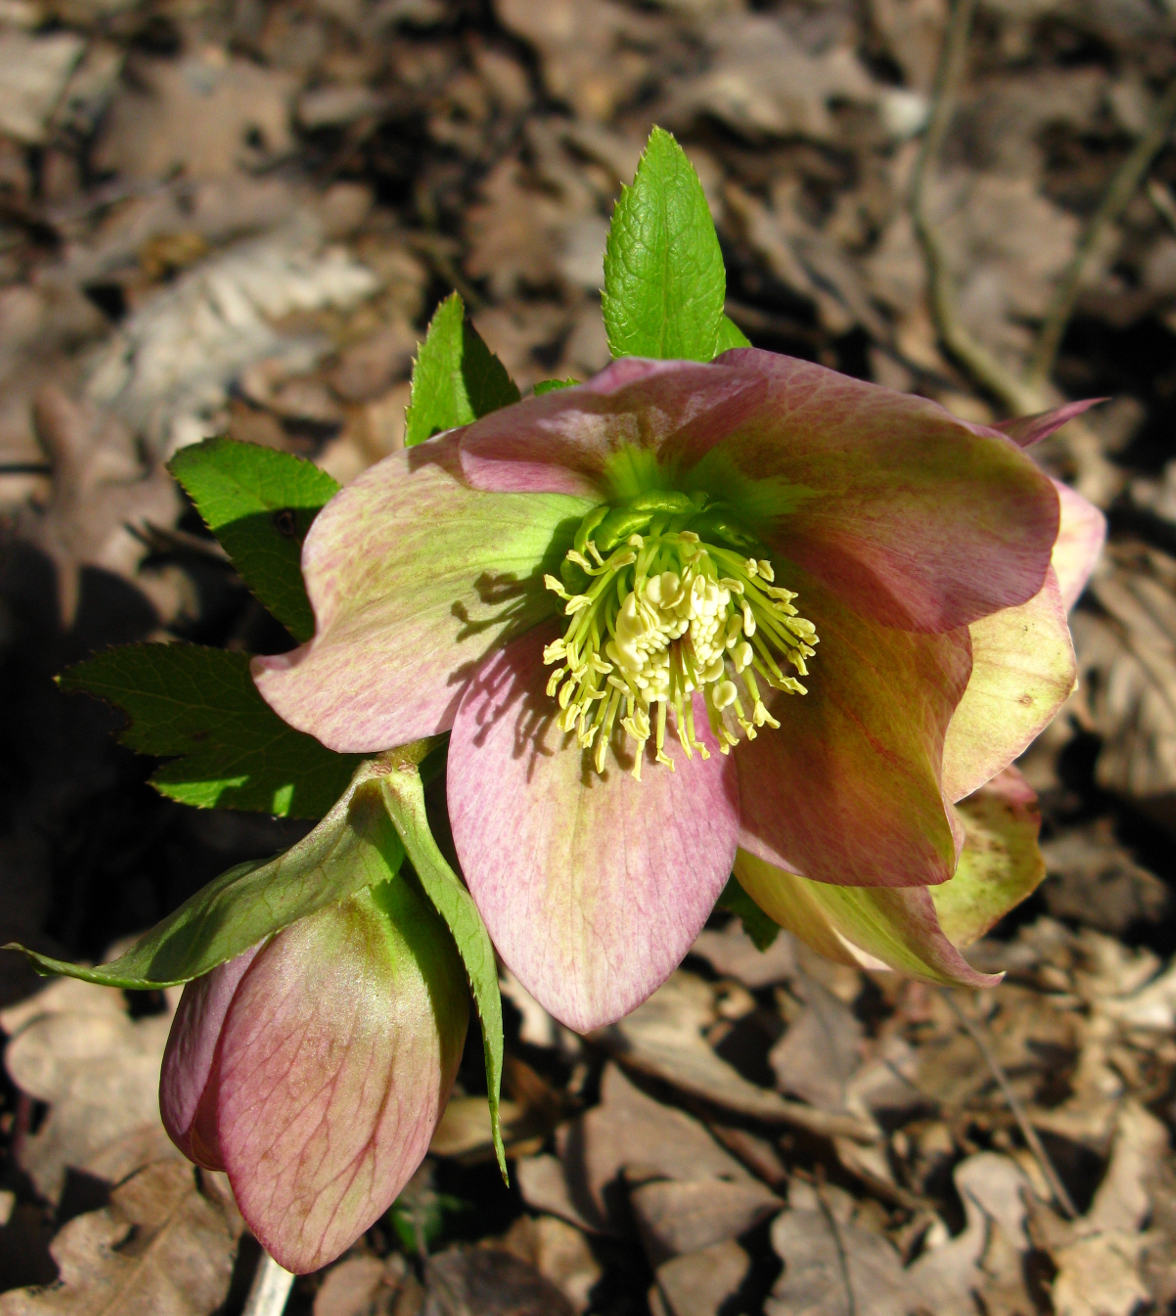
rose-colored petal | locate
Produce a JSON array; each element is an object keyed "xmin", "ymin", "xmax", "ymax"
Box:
[
  {"xmin": 465, "ymin": 350, "xmax": 1061, "ymax": 632},
  {"xmin": 159, "ymin": 945, "xmax": 261, "ymax": 1170},
  {"xmin": 459, "ymin": 356, "xmax": 765, "ymax": 496},
  {"xmin": 253, "ymin": 433, "xmax": 590, "ymax": 753},
  {"xmin": 1052, "ymin": 479, "xmax": 1106, "ymax": 609},
  {"xmin": 993, "ymin": 398, "xmax": 1104, "ymax": 448},
  {"xmin": 931, "ymin": 768, "xmax": 1044, "ymax": 948},
  {"xmin": 734, "ymin": 849, "xmax": 999, "ymax": 988},
  {"xmin": 213, "ymin": 884, "xmax": 468, "ymax": 1274},
  {"xmin": 685, "ymin": 351, "xmax": 1062, "ymax": 632},
  {"xmin": 447, "ymin": 628, "xmax": 740, "ymax": 1032},
  {"xmin": 941, "ymin": 570, "xmax": 1076, "ymax": 802},
  {"xmin": 736, "ymin": 569, "xmax": 969, "ymax": 887}
]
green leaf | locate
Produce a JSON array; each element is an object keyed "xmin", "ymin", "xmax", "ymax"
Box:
[
  {"xmin": 602, "ymin": 126, "xmax": 727, "ymax": 362},
  {"xmin": 169, "ymin": 437, "xmax": 339, "ymax": 642},
  {"xmin": 715, "ymin": 874, "xmax": 780, "ymax": 951},
  {"xmin": 378, "ymin": 761, "xmax": 507, "ymax": 1181},
  {"xmin": 714, "ymin": 314, "xmax": 751, "ymax": 353},
  {"xmin": 60, "ymin": 643, "xmax": 361, "ymax": 818},
  {"xmin": 532, "ymin": 377, "xmax": 579, "ymax": 395},
  {"xmin": 8, "ymin": 764, "xmax": 403, "ymax": 988},
  {"xmin": 404, "ymin": 293, "xmax": 521, "ymax": 447}
]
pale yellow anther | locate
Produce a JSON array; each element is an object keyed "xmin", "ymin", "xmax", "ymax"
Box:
[{"xmin": 543, "ymin": 513, "xmax": 817, "ymax": 776}]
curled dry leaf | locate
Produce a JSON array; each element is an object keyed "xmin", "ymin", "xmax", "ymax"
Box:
[
  {"xmin": 597, "ymin": 971, "xmax": 877, "ymax": 1141},
  {"xmin": 0, "ymin": 1161, "xmax": 239, "ymax": 1316},
  {"xmin": 653, "ymin": 1239, "xmax": 751, "ymax": 1316},
  {"xmin": 1072, "ymin": 542, "xmax": 1176, "ymax": 828},
  {"xmin": 2, "ymin": 979, "xmax": 174, "ymax": 1203}
]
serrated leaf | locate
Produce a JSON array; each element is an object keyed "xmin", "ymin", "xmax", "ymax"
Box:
[
  {"xmin": 169, "ymin": 437, "xmax": 339, "ymax": 642},
  {"xmin": 378, "ymin": 764, "xmax": 507, "ymax": 1181},
  {"xmin": 602, "ymin": 126, "xmax": 727, "ymax": 362},
  {"xmin": 532, "ymin": 377, "xmax": 579, "ymax": 395},
  {"xmin": 8, "ymin": 765, "xmax": 403, "ymax": 988},
  {"xmin": 714, "ymin": 314, "xmax": 751, "ymax": 353},
  {"xmin": 61, "ymin": 643, "xmax": 361, "ymax": 818},
  {"xmin": 404, "ymin": 293, "xmax": 521, "ymax": 447}
]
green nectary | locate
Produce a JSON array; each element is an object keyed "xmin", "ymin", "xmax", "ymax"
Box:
[{"xmin": 543, "ymin": 485, "xmax": 818, "ymax": 776}]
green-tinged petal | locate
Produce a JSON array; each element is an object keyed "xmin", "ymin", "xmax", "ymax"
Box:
[
  {"xmin": 942, "ymin": 481, "xmax": 1103, "ymax": 801},
  {"xmin": 253, "ymin": 433, "xmax": 590, "ymax": 753},
  {"xmin": 931, "ymin": 767, "xmax": 1045, "ymax": 948},
  {"xmin": 942, "ymin": 571, "xmax": 1075, "ymax": 802},
  {"xmin": 734, "ymin": 849, "xmax": 997, "ymax": 987},
  {"xmin": 734, "ymin": 769, "xmax": 1044, "ymax": 987}
]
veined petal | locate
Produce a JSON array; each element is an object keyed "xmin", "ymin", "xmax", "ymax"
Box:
[
  {"xmin": 942, "ymin": 482, "xmax": 1104, "ymax": 800},
  {"xmin": 735, "ymin": 769, "xmax": 1042, "ymax": 988},
  {"xmin": 677, "ymin": 350, "xmax": 1062, "ymax": 632},
  {"xmin": 213, "ymin": 883, "xmax": 468, "ymax": 1274},
  {"xmin": 459, "ymin": 356, "xmax": 765, "ymax": 495},
  {"xmin": 159, "ymin": 945, "xmax": 261, "ymax": 1170},
  {"xmin": 447, "ymin": 628, "xmax": 740, "ymax": 1032},
  {"xmin": 942, "ymin": 571, "xmax": 1075, "ymax": 802},
  {"xmin": 736, "ymin": 569, "xmax": 970, "ymax": 887},
  {"xmin": 931, "ymin": 768, "xmax": 1045, "ymax": 948},
  {"xmin": 734, "ymin": 850, "xmax": 999, "ymax": 988},
  {"xmin": 253, "ymin": 434, "xmax": 590, "ymax": 753},
  {"xmin": 1052, "ymin": 479, "xmax": 1106, "ymax": 609}
]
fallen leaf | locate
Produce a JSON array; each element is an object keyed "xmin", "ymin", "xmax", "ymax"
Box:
[
  {"xmin": 0, "ymin": 1161, "xmax": 238, "ymax": 1316},
  {"xmin": 653, "ymin": 1239, "xmax": 751, "ymax": 1316}
]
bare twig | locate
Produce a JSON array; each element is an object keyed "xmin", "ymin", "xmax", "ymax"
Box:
[
  {"xmin": 241, "ymin": 1251, "xmax": 295, "ymax": 1316},
  {"xmin": 1147, "ymin": 178, "xmax": 1176, "ymax": 237},
  {"xmin": 910, "ymin": 0, "xmax": 1122, "ymax": 505},
  {"xmin": 940, "ymin": 989, "xmax": 1078, "ymax": 1220},
  {"xmin": 1028, "ymin": 76, "xmax": 1176, "ymax": 389},
  {"xmin": 909, "ymin": 0, "xmax": 1036, "ymax": 415}
]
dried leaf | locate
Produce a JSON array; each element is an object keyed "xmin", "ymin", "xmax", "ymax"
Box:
[
  {"xmin": 1073, "ymin": 544, "xmax": 1176, "ymax": 827},
  {"xmin": 0, "ymin": 1161, "xmax": 238, "ymax": 1316}
]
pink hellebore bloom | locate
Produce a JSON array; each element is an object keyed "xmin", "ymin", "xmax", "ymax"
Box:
[
  {"xmin": 254, "ymin": 349, "xmax": 1104, "ymax": 1030},
  {"xmin": 160, "ymin": 881, "xmax": 468, "ymax": 1274}
]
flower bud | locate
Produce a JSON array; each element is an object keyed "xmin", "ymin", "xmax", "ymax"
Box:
[{"xmin": 160, "ymin": 877, "xmax": 468, "ymax": 1273}]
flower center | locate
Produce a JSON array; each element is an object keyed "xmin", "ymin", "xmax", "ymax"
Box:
[{"xmin": 542, "ymin": 492, "xmax": 817, "ymax": 776}]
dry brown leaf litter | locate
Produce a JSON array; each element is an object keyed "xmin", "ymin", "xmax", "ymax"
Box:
[{"xmin": 1, "ymin": 1, "xmax": 1175, "ymax": 1312}]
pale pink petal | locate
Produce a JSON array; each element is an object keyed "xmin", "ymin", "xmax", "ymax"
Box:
[
  {"xmin": 159, "ymin": 945, "xmax": 261, "ymax": 1170},
  {"xmin": 993, "ymin": 398, "xmax": 1104, "ymax": 447},
  {"xmin": 447, "ymin": 628, "xmax": 740, "ymax": 1032},
  {"xmin": 735, "ymin": 850, "xmax": 999, "ymax": 988},
  {"xmin": 253, "ymin": 434, "xmax": 589, "ymax": 752},
  {"xmin": 931, "ymin": 768, "xmax": 1045, "ymax": 947},
  {"xmin": 1052, "ymin": 479, "xmax": 1106, "ymax": 609},
  {"xmin": 459, "ymin": 357, "xmax": 765, "ymax": 495},
  {"xmin": 942, "ymin": 571, "xmax": 1076, "ymax": 802},
  {"xmin": 736, "ymin": 570, "xmax": 969, "ymax": 887},
  {"xmin": 214, "ymin": 887, "xmax": 467, "ymax": 1274}
]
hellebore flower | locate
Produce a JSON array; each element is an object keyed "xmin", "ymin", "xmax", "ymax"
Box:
[
  {"xmin": 253, "ymin": 349, "xmax": 1103, "ymax": 1031},
  {"xmin": 160, "ymin": 879, "xmax": 468, "ymax": 1274}
]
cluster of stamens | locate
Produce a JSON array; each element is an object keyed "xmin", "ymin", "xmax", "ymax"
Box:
[{"xmin": 542, "ymin": 496, "xmax": 817, "ymax": 777}]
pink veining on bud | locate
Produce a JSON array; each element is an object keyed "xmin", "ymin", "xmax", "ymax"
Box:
[{"xmin": 160, "ymin": 881, "xmax": 468, "ymax": 1274}]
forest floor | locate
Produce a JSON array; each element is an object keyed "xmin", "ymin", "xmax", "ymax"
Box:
[{"xmin": 1, "ymin": 1, "xmax": 1176, "ymax": 1313}]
